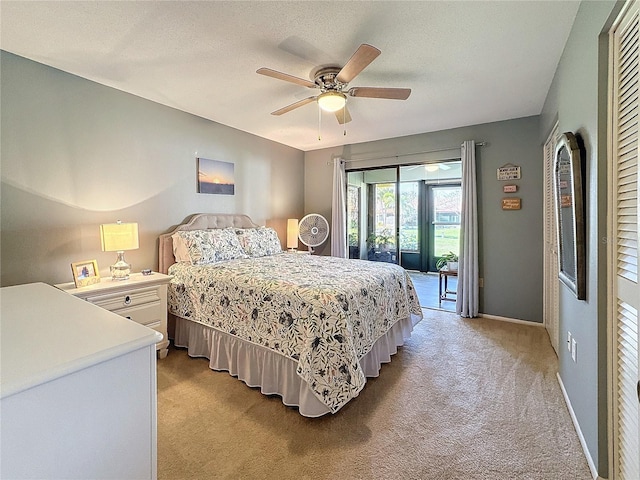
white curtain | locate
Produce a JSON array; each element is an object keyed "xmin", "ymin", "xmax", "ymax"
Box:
[
  {"xmin": 331, "ymin": 157, "xmax": 347, "ymax": 258},
  {"xmin": 456, "ymin": 140, "xmax": 479, "ymax": 317}
]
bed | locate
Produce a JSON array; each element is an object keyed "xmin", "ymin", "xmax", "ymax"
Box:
[{"xmin": 159, "ymin": 213, "xmax": 423, "ymax": 417}]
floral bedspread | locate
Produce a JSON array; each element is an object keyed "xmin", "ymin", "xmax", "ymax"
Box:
[{"xmin": 168, "ymin": 254, "xmax": 422, "ymax": 413}]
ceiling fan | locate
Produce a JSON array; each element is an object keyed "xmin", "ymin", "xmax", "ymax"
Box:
[{"xmin": 257, "ymin": 44, "xmax": 411, "ymax": 124}]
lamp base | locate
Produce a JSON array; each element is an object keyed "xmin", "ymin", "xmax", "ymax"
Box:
[{"xmin": 110, "ymin": 251, "xmax": 131, "ymax": 281}]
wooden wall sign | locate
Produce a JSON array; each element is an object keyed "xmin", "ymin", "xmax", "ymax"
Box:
[
  {"xmin": 502, "ymin": 197, "xmax": 522, "ymax": 210},
  {"xmin": 560, "ymin": 195, "xmax": 573, "ymax": 207}
]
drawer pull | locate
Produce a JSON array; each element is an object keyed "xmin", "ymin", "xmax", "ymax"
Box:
[{"xmin": 124, "ymin": 295, "xmax": 132, "ymax": 306}]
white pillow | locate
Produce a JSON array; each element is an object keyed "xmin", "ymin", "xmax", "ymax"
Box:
[
  {"xmin": 171, "ymin": 232, "xmax": 192, "ymax": 263},
  {"xmin": 174, "ymin": 229, "xmax": 248, "ymax": 265},
  {"xmin": 235, "ymin": 227, "xmax": 283, "ymax": 257}
]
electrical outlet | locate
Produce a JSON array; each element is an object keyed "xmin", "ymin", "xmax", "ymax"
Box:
[
  {"xmin": 567, "ymin": 331, "xmax": 572, "ymax": 351},
  {"xmin": 571, "ymin": 338, "xmax": 577, "ymax": 362}
]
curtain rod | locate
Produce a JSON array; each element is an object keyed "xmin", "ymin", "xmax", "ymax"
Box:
[{"xmin": 329, "ymin": 141, "xmax": 486, "ymax": 165}]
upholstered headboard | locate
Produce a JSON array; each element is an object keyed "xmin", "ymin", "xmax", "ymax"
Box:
[{"xmin": 158, "ymin": 213, "xmax": 260, "ymax": 274}]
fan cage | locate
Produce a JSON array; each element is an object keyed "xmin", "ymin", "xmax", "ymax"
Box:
[{"xmin": 298, "ymin": 214, "xmax": 329, "ymax": 248}]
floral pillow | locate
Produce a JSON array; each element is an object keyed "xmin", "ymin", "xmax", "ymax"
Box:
[
  {"xmin": 235, "ymin": 227, "xmax": 283, "ymax": 257},
  {"xmin": 174, "ymin": 229, "xmax": 248, "ymax": 265}
]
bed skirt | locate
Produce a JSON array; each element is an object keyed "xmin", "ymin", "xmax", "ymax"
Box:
[{"xmin": 172, "ymin": 313, "xmax": 420, "ymax": 417}]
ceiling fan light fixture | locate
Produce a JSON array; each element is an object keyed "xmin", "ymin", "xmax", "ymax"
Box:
[{"xmin": 317, "ymin": 92, "xmax": 346, "ymax": 112}]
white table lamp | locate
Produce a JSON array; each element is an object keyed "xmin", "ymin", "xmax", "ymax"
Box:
[
  {"xmin": 100, "ymin": 221, "xmax": 139, "ymax": 280},
  {"xmin": 287, "ymin": 219, "xmax": 299, "ymax": 251}
]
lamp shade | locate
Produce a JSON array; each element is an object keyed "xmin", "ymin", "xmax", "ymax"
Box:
[
  {"xmin": 100, "ymin": 222, "xmax": 139, "ymax": 252},
  {"xmin": 317, "ymin": 92, "xmax": 346, "ymax": 112},
  {"xmin": 287, "ymin": 219, "xmax": 299, "ymax": 249}
]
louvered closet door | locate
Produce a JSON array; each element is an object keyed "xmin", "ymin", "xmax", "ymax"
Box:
[
  {"xmin": 543, "ymin": 125, "xmax": 560, "ymax": 354},
  {"xmin": 610, "ymin": 1, "xmax": 639, "ymax": 478}
]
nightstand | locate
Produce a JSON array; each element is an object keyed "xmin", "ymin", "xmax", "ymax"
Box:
[{"xmin": 55, "ymin": 272, "xmax": 172, "ymax": 359}]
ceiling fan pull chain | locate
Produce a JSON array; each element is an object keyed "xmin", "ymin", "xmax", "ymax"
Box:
[
  {"xmin": 343, "ymin": 104, "xmax": 347, "ymax": 136},
  {"xmin": 318, "ymin": 105, "xmax": 322, "ymax": 141}
]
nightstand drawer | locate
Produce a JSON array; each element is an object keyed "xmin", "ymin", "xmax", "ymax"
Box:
[
  {"xmin": 112, "ymin": 302, "xmax": 163, "ymax": 330},
  {"xmin": 87, "ymin": 286, "xmax": 161, "ymax": 312}
]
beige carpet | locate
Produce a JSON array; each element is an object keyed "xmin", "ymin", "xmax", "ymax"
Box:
[{"xmin": 157, "ymin": 310, "xmax": 592, "ymax": 480}]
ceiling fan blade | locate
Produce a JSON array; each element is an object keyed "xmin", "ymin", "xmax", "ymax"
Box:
[
  {"xmin": 336, "ymin": 44, "xmax": 381, "ymax": 84},
  {"xmin": 257, "ymin": 67, "xmax": 317, "ymax": 88},
  {"xmin": 348, "ymin": 87, "xmax": 411, "ymax": 100},
  {"xmin": 271, "ymin": 96, "xmax": 317, "ymax": 116},
  {"xmin": 334, "ymin": 106, "xmax": 352, "ymax": 125}
]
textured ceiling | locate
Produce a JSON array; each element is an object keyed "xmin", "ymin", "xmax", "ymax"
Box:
[{"xmin": 0, "ymin": 1, "xmax": 580, "ymax": 152}]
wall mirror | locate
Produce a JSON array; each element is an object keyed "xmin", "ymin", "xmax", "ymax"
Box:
[{"xmin": 554, "ymin": 132, "xmax": 586, "ymax": 300}]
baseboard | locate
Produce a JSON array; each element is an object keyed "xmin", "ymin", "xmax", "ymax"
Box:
[
  {"xmin": 556, "ymin": 373, "xmax": 602, "ymax": 480},
  {"xmin": 424, "ymin": 309, "xmax": 546, "ymax": 327},
  {"xmin": 478, "ymin": 312, "xmax": 545, "ymax": 327}
]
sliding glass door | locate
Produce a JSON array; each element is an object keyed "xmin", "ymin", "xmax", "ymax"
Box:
[
  {"xmin": 347, "ymin": 184, "xmax": 361, "ymax": 259},
  {"xmin": 398, "ymin": 171, "xmax": 420, "ymax": 270},
  {"xmin": 366, "ymin": 168, "xmax": 399, "ymax": 264},
  {"xmin": 346, "ymin": 161, "xmax": 461, "ymax": 271},
  {"xmin": 399, "ymin": 163, "xmax": 461, "ymax": 272},
  {"xmin": 428, "ymin": 185, "xmax": 462, "ymax": 271}
]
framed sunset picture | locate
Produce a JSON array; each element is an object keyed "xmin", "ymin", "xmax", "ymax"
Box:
[{"xmin": 197, "ymin": 158, "xmax": 235, "ymax": 195}]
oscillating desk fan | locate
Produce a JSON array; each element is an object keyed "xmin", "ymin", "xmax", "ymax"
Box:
[{"xmin": 297, "ymin": 214, "xmax": 329, "ymax": 254}]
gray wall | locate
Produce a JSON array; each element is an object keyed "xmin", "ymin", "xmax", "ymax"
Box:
[
  {"xmin": 2, "ymin": 6, "xmax": 620, "ymax": 470},
  {"xmin": 305, "ymin": 116, "xmax": 544, "ymax": 323},
  {"xmin": 540, "ymin": 0, "xmax": 619, "ymax": 474},
  {"xmin": 1, "ymin": 51, "xmax": 305, "ymax": 287}
]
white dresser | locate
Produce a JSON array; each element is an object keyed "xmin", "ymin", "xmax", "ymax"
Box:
[{"xmin": 0, "ymin": 283, "xmax": 161, "ymax": 480}]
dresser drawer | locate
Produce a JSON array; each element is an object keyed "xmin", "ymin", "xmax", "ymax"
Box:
[{"xmin": 86, "ymin": 286, "xmax": 161, "ymax": 312}]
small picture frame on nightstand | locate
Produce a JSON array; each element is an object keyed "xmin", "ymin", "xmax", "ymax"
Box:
[{"xmin": 71, "ymin": 259, "xmax": 101, "ymax": 288}]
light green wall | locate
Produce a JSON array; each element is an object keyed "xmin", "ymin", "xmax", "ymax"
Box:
[
  {"xmin": 305, "ymin": 116, "xmax": 544, "ymax": 323},
  {"xmin": 1, "ymin": 51, "xmax": 305, "ymax": 287},
  {"xmin": 540, "ymin": 0, "xmax": 621, "ymax": 474}
]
